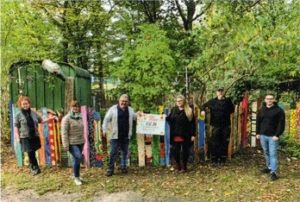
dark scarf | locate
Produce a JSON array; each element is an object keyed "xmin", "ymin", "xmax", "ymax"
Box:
[
  {"xmin": 117, "ymin": 105, "xmax": 129, "ymax": 141},
  {"xmin": 21, "ymin": 108, "xmax": 36, "ymax": 138}
]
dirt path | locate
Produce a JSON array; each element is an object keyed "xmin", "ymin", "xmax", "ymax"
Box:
[{"xmin": 2, "ymin": 187, "xmax": 182, "ymax": 202}]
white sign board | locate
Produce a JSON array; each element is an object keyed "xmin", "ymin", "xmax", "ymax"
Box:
[{"xmin": 136, "ymin": 114, "xmax": 166, "ymax": 135}]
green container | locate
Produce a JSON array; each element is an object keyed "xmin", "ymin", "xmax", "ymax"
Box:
[{"xmin": 9, "ymin": 60, "xmax": 91, "ymax": 111}]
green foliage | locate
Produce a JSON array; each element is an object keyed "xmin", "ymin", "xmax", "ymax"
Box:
[
  {"xmin": 110, "ymin": 24, "xmax": 176, "ymax": 111},
  {"xmin": 1, "ymin": 1, "xmax": 61, "ymax": 142},
  {"xmin": 1, "ymin": 0, "xmax": 300, "ymax": 143},
  {"xmin": 280, "ymin": 135, "xmax": 300, "ymax": 158},
  {"xmin": 191, "ymin": 1, "xmax": 300, "ymax": 100}
]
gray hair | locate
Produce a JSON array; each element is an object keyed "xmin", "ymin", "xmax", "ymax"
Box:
[{"xmin": 119, "ymin": 94, "xmax": 129, "ymax": 100}]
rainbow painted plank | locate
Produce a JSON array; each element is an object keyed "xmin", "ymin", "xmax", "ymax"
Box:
[{"xmin": 81, "ymin": 106, "xmax": 90, "ymax": 168}]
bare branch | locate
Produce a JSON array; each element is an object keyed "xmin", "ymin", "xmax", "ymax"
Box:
[
  {"xmin": 175, "ymin": 0, "xmax": 187, "ymax": 23},
  {"xmin": 192, "ymin": 1, "xmax": 213, "ymax": 21}
]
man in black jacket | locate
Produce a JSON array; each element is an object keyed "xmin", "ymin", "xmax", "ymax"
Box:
[
  {"xmin": 201, "ymin": 87, "xmax": 235, "ymax": 165},
  {"xmin": 256, "ymin": 93, "xmax": 285, "ymax": 181}
]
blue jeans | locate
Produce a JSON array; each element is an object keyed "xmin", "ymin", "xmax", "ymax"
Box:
[
  {"xmin": 108, "ymin": 139, "xmax": 129, "ymax": 172},
  {"xmin": 69, "ymin": 144, "xmax": 83, "ymax": 177},
  {"xmin": 260, "ymin": 135, "xmax": 279, "ymax": 173}
]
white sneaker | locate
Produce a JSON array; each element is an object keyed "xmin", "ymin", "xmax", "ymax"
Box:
[
  {"xmin": 74, "ymin": 177, "xmax": 82, "ymax": 186},
  {"xmin": 71, "ymin": 176, "xmax": 84, "ymax": 181}
]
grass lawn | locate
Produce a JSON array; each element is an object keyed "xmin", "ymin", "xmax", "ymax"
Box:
[{"xmin": 1, "ymin": 147, "xmax": 300, "ymax": 201}]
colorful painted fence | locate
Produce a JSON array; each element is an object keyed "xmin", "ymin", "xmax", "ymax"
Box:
[
  {"xmin": 288, "ymin": 102, "xmax": 300, "ymax": 142},
  {"xmin": 10, "ymin": 104, "xmax": 106, "ymax": 168},
  {"xmin": 12, "ymin": 101, "xmax": 299, "ymax": 168}
]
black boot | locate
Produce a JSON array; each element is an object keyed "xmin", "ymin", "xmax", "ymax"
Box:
[
  {"xmin": 176, "ymin": 163, "xmax": 182, "ymax": 172},
  {"xmin": 30, "ymin": 164, "xmax": 40, "ymax": 176},
  {"xmin": 182, "ymin": 162, "xmax": 187, "ymax": 172},
  {"xmin": 220, "ymin": 156, "xmax": 227, "ymax": 166},
  {"xmin": 106, "ymin": 170, "xmax": 114, "ymax": 177},
  {"xmin": 260, "ymin": 168, "xmax": 271, "ymax": 174},
  {"xmin": 270, "ymin": 172, "xmax": 279, "ymax": 181},
  {"xmin": 211, "ymin": 157, "xmax": 218, "ymax": 167},
  {"xmin": 121, "ymin": 168, "xmax": 128, "ymax": 174}
]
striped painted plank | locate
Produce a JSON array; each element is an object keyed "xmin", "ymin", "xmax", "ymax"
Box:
[
  {"xmin": 250, "ymin": 102, "xmax": 257, "ymax": 147},
  {"xmin": 53, "ymin": 120, "xmax": 59, "ymax": 164},
  {"xmin": 48, "ymin": 116, "xmax": 57, "ymax": 166}
]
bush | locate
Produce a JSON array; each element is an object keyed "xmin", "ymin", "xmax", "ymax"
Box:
[{"xmin": 280, "ymin": 134, "xmax": 300, "ymax": 158}]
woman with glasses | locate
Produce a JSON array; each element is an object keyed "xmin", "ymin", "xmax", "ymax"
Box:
[{"xmin": 167, "ymin": 95, "xmax": 196, "ymax": 172}]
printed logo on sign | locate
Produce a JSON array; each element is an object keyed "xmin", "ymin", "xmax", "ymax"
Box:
[{"xmin": 137, "ymin": 114, "xmax": 166, "ymax": 135}]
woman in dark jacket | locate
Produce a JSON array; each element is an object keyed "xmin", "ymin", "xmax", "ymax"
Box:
[
  {"xmin": 166, "ymin": 95, "xmax": 196, "ymax": 172},
  {"xmin": 14, "ymin": 96, "xmax": 55, "ymax": 175}
]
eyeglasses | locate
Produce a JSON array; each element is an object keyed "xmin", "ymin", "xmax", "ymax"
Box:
[
  {"xmin": 120, "ymin": 100, "xmax": 128, "ymax": 102},
  {"xmin": 176, "ymin": 100, "xmax": 183, "ymax": 102}
]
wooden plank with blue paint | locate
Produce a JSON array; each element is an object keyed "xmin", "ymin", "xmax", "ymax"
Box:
[
  {"xmin": 42, "ymin": 107, "xmax": 51, "ymax": 166},
  {"xmin": 164, "ymin": 108, "xmax": 171, "ymax": 166},
  {"xmin": 198, "ymin": 115, "xmax": 206, "ymax": 162}
]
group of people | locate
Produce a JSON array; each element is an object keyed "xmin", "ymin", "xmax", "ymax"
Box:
[{"xmin": 14, "ymin": 88, "xmax": 285, "ymax": 186}]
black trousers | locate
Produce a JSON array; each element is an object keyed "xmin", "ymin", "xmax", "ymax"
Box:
[
  {"xmin": 209, "ymin": 126, "xmax": 231, "ymax": 162},
  {"xmin": 174, "ymin": 141, "xmax": 190, "ymax": 169},
  {"xmin": 27, "ymin": 151, "xmax": 39, "ymax": 169}
]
